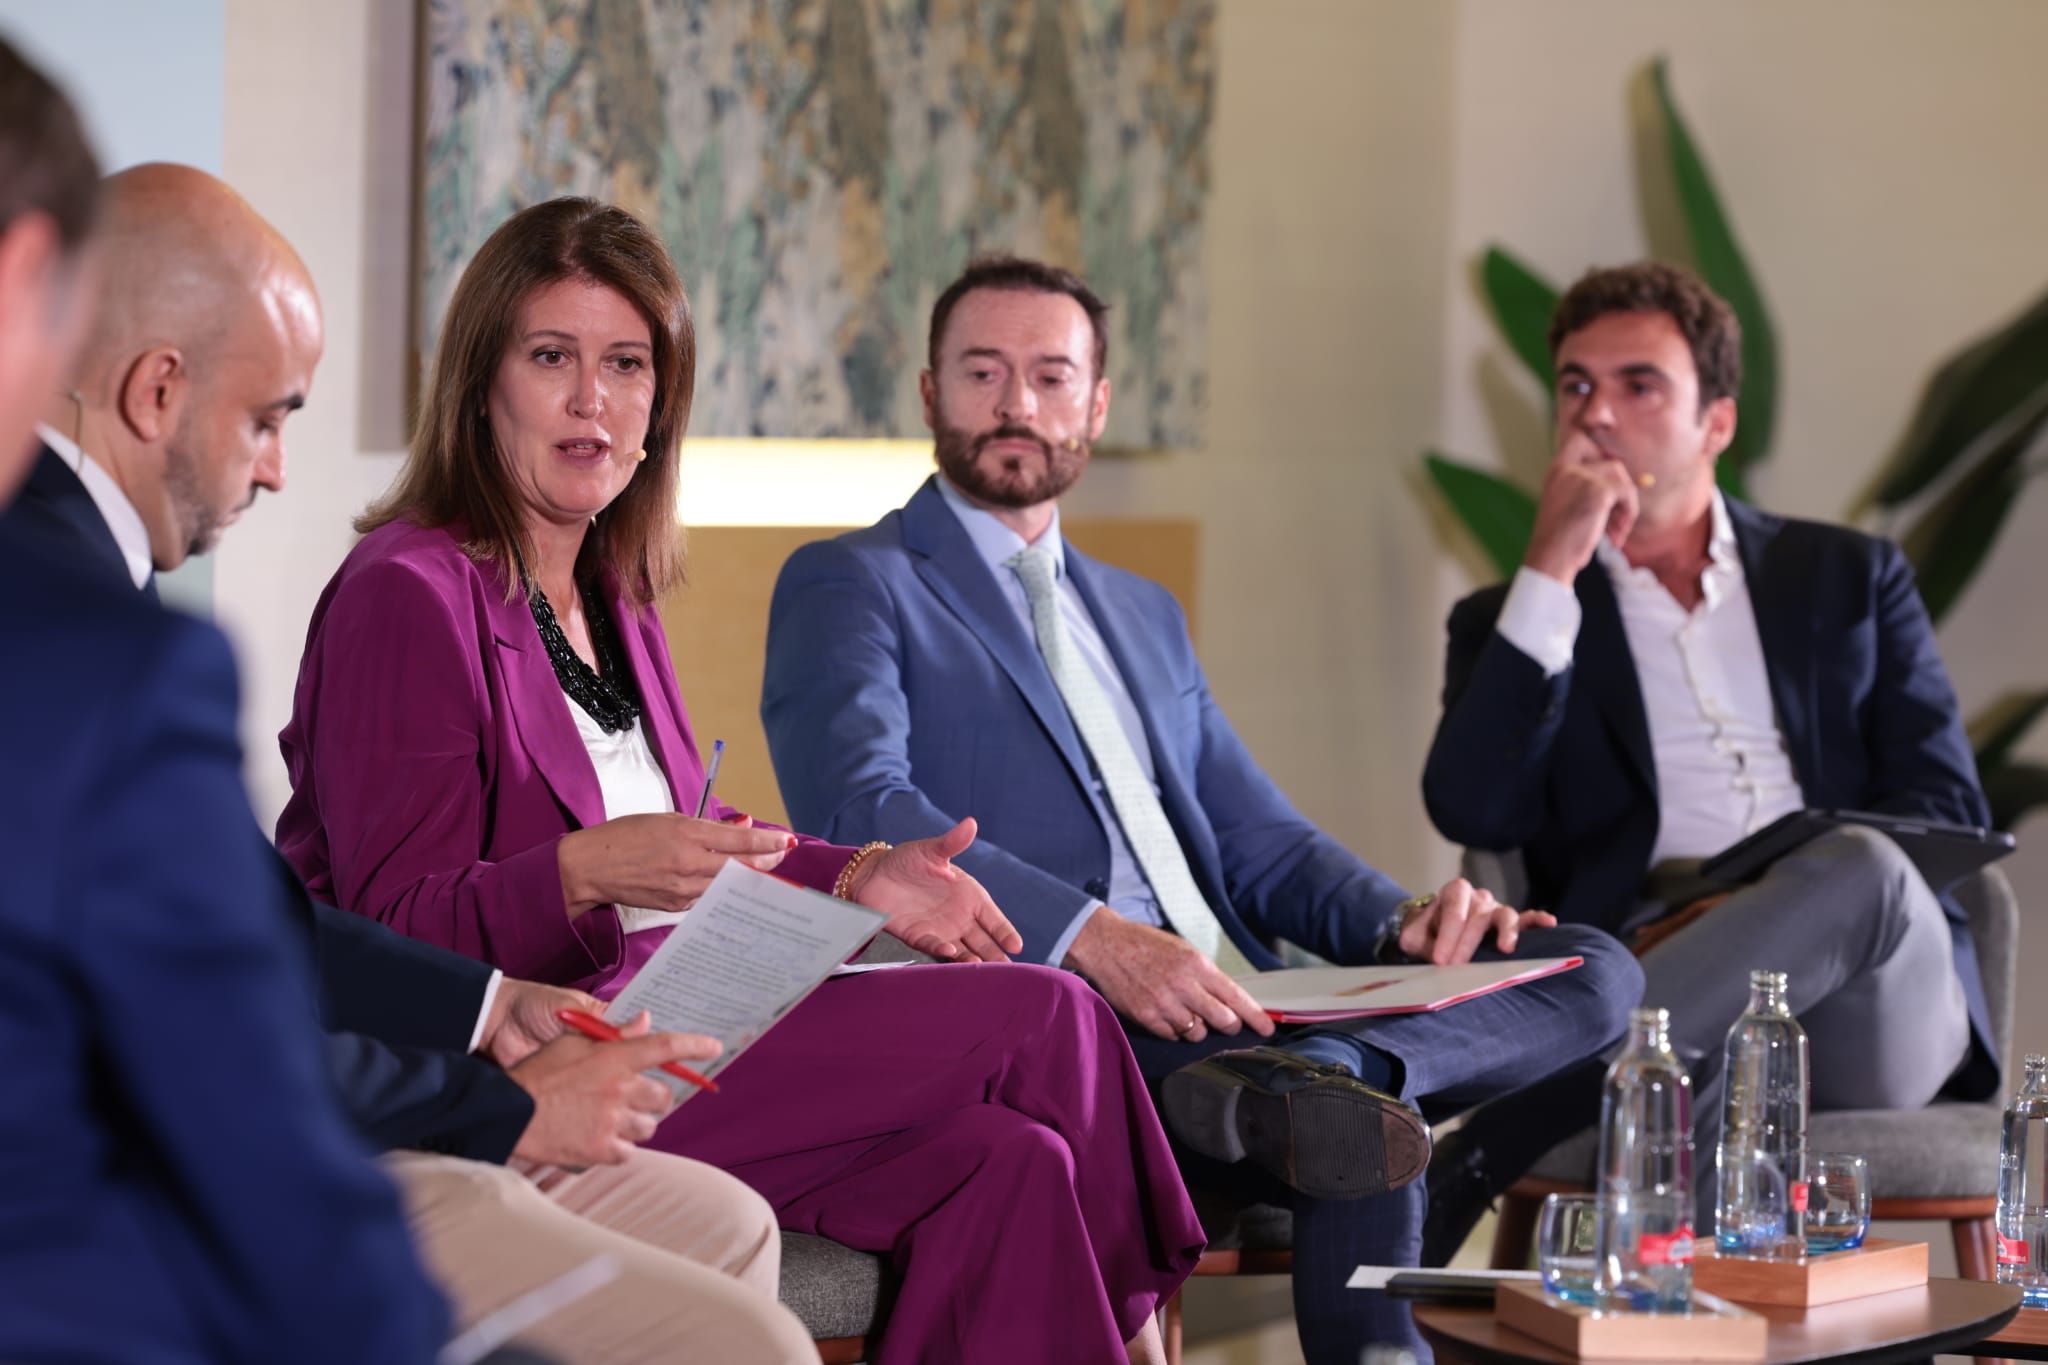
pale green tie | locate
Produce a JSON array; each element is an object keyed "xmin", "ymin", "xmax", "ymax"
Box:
[{"xmin": 1008, "ymin": 544, "xmax": 1253, "ymax": 977}]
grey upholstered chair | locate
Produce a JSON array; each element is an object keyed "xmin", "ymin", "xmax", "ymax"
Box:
[
  {"xmin": 779, "ymin": 1232, "xmax": 893, "ymax": 1363},
  {"xmin": 1460, "ymin": 851, "xmax": 2022, "ymax": 1279}
]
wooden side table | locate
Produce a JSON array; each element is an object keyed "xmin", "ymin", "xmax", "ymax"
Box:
[
  {"xmin": 1414, "ymin": 1277, "xmax": 2021, "ymax": 1363},
  {"xmin": 1976, "ymin": 1304, "xmax": 2048, "ymax": 1359}
]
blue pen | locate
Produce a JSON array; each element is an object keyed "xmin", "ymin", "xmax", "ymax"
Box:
[{"xmin": 694, "ymin": 739, "xmax": 726, "ymax": 818}]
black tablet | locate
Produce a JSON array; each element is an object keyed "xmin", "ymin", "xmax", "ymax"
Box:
[
  {"xmin": 1699, "ymin": 808, "xmax": 2015, "ymax": 892},
  {"xmin": 1382, "ymin": 1270, "xmax": 1517, "ymax": 1304}
]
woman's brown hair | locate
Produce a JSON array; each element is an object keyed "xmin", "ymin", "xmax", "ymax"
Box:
[{"xmin": 360, "ymin": 197, "xmax": 692, "ymax": 603}]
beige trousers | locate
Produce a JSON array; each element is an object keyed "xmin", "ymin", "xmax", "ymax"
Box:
[{"xmin": 383, "ymin": 1149, "xmax": 815, "ymax": 1365}]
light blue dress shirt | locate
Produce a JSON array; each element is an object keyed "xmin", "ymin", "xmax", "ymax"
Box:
[{"xmin": 934, "ymin": 475, "xmax": 1167, "ymax": 968}]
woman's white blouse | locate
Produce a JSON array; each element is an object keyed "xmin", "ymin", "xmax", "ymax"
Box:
[{"xmin": 565, "ymin": 691, "xmax": 685, "ymax": 934}]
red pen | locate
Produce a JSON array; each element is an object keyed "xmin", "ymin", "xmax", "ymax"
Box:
[{"xmin": 556, "ymin": 1008, "xmax": 720, "ymax": 1093}]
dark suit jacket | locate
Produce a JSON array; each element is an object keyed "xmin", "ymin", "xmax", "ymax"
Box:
[
  {"xmin": 2, "ymin": 445, "xmax": 534, "ymax": 1158},
  {"xmin": 0, "ymin": 517, "xmax": 448, "ymax": 1363},
  {"xmin": 1422, "ymin": 497, "xmax": 1998, "ymax": 1099},
  {"xmin": 762, "ymin": 476, "xmax": 1412, "ymax": 968}
]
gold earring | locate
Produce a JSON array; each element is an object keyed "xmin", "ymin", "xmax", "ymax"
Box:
[
  {"xmin": 1062, "ymin": 438, "xmax": 1079, "ymax": 452},
  {"xmin": 631, "ymin": 449, "xmax": 647, "ymax": 463}
]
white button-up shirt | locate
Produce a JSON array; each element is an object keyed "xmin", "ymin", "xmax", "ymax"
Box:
[
  {"xmin": 1493, "ymin": 492, "xmax": 1805, "ymax": 864},
  {"xmin": 564, "ymin": 694, "xmax": 683, "ymax": 934}
]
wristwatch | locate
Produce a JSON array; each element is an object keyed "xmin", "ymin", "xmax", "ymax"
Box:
[{"xmin": 1375, "ymin": 892, "xmax": 1436, "ymax": 963}]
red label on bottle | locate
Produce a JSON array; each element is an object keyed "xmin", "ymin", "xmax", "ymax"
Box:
[
  {"xmin": 1998, "ymin": 1234, "xmax": 2029, "ymax": 1267},
  {"xmin": 1640, "ymin": 1225, "xmax": 1696, "ymax": 1267},
  {"xmin": 1791, "ymin": 1182, "xmax": 1810, "ymax": 1213}
]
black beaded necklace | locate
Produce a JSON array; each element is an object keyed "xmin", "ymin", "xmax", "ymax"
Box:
[{"xmin": 528, "ymin": 579, "xmax": 643, "ymax": 734}]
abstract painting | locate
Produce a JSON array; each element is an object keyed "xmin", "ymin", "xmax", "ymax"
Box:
[{"xmin": 420, "ymin": 0, "xmax": 1215, "ymax": 446}]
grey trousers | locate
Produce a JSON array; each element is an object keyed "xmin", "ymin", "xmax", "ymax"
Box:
[{"xmin": 1637, "ymin": 825, "xmax": 1971, "ymax": 1215}]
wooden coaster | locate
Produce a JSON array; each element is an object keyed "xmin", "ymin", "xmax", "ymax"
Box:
[
  {"xmin": 1694, "ymin": 1237, "xmax": 1929, "ymax": 1307},
  {"xmin": 1494, "ymin": 1280, "xmax": 1768, "ymax": 1360}
]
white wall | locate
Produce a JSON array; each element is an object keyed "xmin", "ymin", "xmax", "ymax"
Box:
[
  {"xmin": 214, "ymin": 0, "xmax": 416, "ymax": 819},
  {"xmin": 0, "ymin": 2, "xmax": 223, "ymax": 168},
  {"xmin": 1068, "ymin": 0, "xmax": 1460, "ymax": 889}
]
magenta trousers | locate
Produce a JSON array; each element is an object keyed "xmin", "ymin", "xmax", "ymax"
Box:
[{"xmin": 640, "ymin": 963, "xmax": 1204, "ymax": 1365}]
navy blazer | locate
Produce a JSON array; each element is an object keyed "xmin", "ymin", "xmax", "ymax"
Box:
[
  {"xmin": 764, "ymin": 476, "xmax": 1411, "ymax": 968},
  {"xmin": 1, "ymin": 445, "xmax": 534, "ymax": 1159},
  {"xmin": 1422, "ymin": 497, "xmax": 1998, "ymax": 1099},
  {"xmin": 0, "ymin": 519, "xmax": 447, "ymax": 1363}
]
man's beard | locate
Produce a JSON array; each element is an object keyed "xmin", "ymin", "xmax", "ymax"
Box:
[
  {"xmin": 163, "ymin": 434, "xmax": 237, "ymax": 559},
  {"xmin": 932, "ymin": 414, "xmax": 1088, "ymax": 509}
]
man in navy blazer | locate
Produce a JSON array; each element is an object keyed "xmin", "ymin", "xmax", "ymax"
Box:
[
  {"xmin": 1421, "ymin": 263, "xmax": 1994, "ymax": 1248},
  {"xmin": 0, "ymin": 40, "xmax": 450, "ymax": 1363},
  {"xmin": 1, "ymin": 158, "xmax": 816, "ymax": 1361},
  {"xmin": 7, "ymin": 435, "xmax": 559, "ymax": 1153},
  {"xmin": 763, "ymin": 256, "xmax": 1640, "ymax": 1361}
]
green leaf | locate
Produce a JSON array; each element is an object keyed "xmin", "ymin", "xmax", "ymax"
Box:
[
  {"xmin": 1872, "ymin": 288, "xmax": 2048, "ymax": 508},
  {"xmin": 1970, "ymin": 689, "xmax": 2048, "ymax": 772},
  {"xmin": 1715, "ymin": 453, "xmax": 1750, "ymax": 503},
  {"xmin": 1980, "ymin": 759, "xmax": 2048, "ymax": 833},
  {"xmin": 1481, "ymin": 247, "xmax": 1561, "ymax": 395},
  {"xmin": 1897, "ymin": 403, "xmax": 2048, "ymax": 623},
  {"xmin": 1651, "ymin": 58, "xmax": 1778, "ymax": 481},
  {"xmin": 1423, "ymin": 452, "xmax": 1537, "ymax": 580}
]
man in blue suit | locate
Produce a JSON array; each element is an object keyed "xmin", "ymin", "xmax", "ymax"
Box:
[
  {"xmin": 1, "ymin": 156, "xmax": 817, "ymax": 1362},
  {"xmin": 1419, "ymin": 262, "xmax": 1995, "ymax": 1252},
  {"xmin": 0, "ymin": 40, "xmax": 451, "ymax": 1363},
  {"xmin": 762, "ymin": 256, "xmax": 1640, "ymax": 1361}
]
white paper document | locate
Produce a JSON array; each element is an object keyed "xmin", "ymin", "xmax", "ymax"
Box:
[
  {"xmin": 1236, "ymin": 957, "xmax": 1582, "ymax": 1021},
  {"xmin": 828, "ymin": 960, "xmax": 918, "ymax": 977},
  {"xmin": 604, "ymin": 861, "xmax": 887, "ymax": 1101}
]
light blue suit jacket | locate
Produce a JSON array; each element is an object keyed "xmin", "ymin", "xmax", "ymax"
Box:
[{"xmin": 763, "ymin": 476, "xmax": 1412, "ymax": 968}]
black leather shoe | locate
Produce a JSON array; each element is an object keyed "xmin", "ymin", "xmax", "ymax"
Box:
[
  {"xmin": 1160, "ymin": 1046, "xmax": 1430, "ymax": 1201},
  {"xmin": 1418, "ymin": 1124, "xmax": 1500, "ymax": 1266}
]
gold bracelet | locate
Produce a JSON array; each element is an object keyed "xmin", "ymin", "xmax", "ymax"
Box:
[{"xmin": 833, "ymin": 841, "xmax": 893, "ymax": 900}]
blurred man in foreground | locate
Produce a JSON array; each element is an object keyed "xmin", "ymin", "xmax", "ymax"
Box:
[{"xmin": 0, "ymin": 38, "xmax": 450, "ymax": 1363}]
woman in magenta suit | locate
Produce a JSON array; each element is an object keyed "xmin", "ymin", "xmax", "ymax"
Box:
[{"xmin": 275, "ymin": 199, "xmax": 1201, "ymax": 1365}]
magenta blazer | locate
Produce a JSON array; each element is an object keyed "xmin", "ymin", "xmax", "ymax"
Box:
[{"xmin": 276, "ymin": 520, "xmax": 857, "ymax": 996}]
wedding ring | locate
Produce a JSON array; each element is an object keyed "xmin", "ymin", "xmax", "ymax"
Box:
[{"xmin": 1178, "ymin": 1017, "xmax": 1199, "ymax": 1036}]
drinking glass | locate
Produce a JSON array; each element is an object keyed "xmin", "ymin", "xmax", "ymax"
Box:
[
  {"xmin": 1805, "ymin": 1152, "xmax": 1871, "ymax": 1253},
  {"xmin": 1538, "ymin": 1192, "xmax": 1603, "ymax": 1305}
]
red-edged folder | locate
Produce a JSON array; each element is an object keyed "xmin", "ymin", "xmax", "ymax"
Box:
[{"xmin": 1238, "ymin": 956, "xmax": 1584, "ymax": 1022}]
